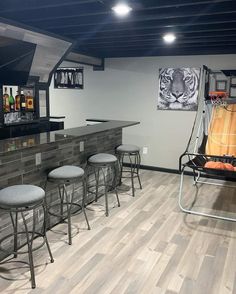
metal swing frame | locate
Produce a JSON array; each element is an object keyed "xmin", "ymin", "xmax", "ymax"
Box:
[
  {"xmin": 178, "ymin": 153, "xmax": 236, "ymax": 222},
  {"xmin": 178, "ymin": 66, "xmax": 236, "ymax": 222}
]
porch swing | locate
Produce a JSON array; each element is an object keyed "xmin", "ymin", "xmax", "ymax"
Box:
[{"xmin": 178, "ymin": 66, "xmax": 236, "ymax": 222}]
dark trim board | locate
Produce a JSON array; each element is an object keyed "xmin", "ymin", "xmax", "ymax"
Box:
[
  {"xmin": 139, "ymin": 164, "xmax": 181, "ymax": 175},
  {"xmin": 123, "ymin": 163, "xmax": 188, "ymax": 175},
  {"xmin": 123, "ymin": 163, "xmax": 236, "ymax": 181},
  {"xmin": 123, "ymin": 163, "xmax": 181, "ymax": 174}
]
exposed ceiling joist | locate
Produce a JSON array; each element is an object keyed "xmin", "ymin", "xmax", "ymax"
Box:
[
  {"xmin": 0, "ymin": 0, "xmax": 236, "ymax": 58},
  {"xmin": 0, "ymin": 0, "xmax": 99, "ymax": 13},
  {"xmin": 0, "ymin": 0, "xmax": 234, "ymax": 13},
  {"xmin": 41, "ymin": 10, "xmax": 236, "ymax": 31},
  {"xmin": 80, "ymin": 34, "xmax": 236, "ymax": 47},
  {"xmin": 18, "ymin": 0, "xmax": 236, "ymax": 24},
  {"xmin": 59, "ymin": 19, "xmax": 236, "ymax": 37},
  {"xmin": 77, "ymin": 31, "xmax": 236, "ymax": 45}
]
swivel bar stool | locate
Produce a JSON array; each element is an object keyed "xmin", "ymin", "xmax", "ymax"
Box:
[
  {"xmin": 87, "ymin": 153, "xmax": 120, "ymax": 216},
  {"xmin": 46, "ymin": 165, "xmax": 90, "ymax": 245},
  {"xmin": 116, "ymin": 144, "xmax": 142, "ymax": 197},
  {"xmin": 0, "ymin": 184, "xmax": 54, "ymax": 289}
]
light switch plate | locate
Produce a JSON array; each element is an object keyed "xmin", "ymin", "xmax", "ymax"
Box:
[
  {"xmin": 143, "ymin": 147, "xmax": 148, "ymax": 154},
  {"xmin": 80, "ymin": 141, "xmax": 84, "ymax": 152},
  {"xmin": 35, "ymin": 153, "xmax": 41, "ymax": 166}
]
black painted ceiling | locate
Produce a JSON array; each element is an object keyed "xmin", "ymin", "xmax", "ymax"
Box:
[{"xmin": 0, "ymin": 0, "xmax": 236, "ymax": 58}]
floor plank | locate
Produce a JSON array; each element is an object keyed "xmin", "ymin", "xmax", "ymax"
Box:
[{"xmin": 1, "ymin": 170, "xmax": 236, "ymax": 293}]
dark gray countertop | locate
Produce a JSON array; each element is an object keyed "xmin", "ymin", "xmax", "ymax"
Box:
[
  {"xmin": 56, "ymin": 119, "xmax": 139, "ymax": 137},
  {"xmin": 0, "ymin": 119, "xmax": 139, "ymax": 154}
]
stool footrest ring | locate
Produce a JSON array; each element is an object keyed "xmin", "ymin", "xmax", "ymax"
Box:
[
  {"xmin": 0, "ymin": 231, "xmax": 46, "ymax": 255},
  {"xmin": 48, "ymin": 202, "xmax": 82, "ymax": 218}
]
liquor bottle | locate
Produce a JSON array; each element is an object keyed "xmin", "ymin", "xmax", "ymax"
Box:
[
  {"xmin": 9, "ymin": 88, "xmax": 15, "ymax": 112},
  {"xmin": 2, "ymin": 87, "xmax": 6, "ymax": 112},
  {"xmin": 26, "ymin": 90, "xmax": 34, "ymax": 111},
  {"xmin": 20, "ymin": 90, "xmax": 26, "ymax": 111},
  {"xmin": 3, "ymin": 87, "xmax": 10, "ymax": 112},
  {"xmin": 15, "ymin": 91, "xmax": 21, "ymax": 111}
]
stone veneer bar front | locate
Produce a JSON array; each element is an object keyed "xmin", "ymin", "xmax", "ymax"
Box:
[{"xmin": 0, "ymin": 119, "xmax": 139, "ymax": 260}]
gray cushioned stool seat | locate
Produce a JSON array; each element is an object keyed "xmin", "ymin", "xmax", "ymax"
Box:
[
  {"xmin": 48, "ymin": 165, "xmax": 84, "ymax": 180},
  {"xmin": 116, "ymin": 144, "xmax": 140, "ymax": 153},
  {"xmin": 0, "ymin": 185, "xmax": 45, "ymax": 208},
  {"xmin": 88, "ymin": 153, "xmax": 117, "ymax": 164}
]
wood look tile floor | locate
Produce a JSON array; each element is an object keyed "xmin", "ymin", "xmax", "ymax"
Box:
[{"xmin": 1, "ymin": 170, "xmax": 236, "ymax": 294}]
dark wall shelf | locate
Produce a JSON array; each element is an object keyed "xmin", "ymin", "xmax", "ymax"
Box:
[
  {"xmin": 0, "ymin": 82, "xmax": 54, "ymax": 139},
  {"xmin": 0, "ymin": 119, "xmax": 65, "ymax": 140},
  {"xmin": 4, "ymin": 120, "xmax": 39, "ymax": 127}
]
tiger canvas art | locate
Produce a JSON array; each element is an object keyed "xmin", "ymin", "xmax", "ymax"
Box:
[{"xmin": 158, "ymin": 68, "xmax": 200, "ymax": 111}]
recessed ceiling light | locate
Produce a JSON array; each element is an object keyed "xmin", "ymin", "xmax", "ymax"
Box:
[
  {"xmin": 163, "ymin": 33, "xmax": 176, "ymax": 44},
  {"xmin": 112, "ymin": 3, "xmax": 132, "ymax": 17}
]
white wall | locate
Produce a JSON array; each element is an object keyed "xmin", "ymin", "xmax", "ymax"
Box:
[{"xmin": 50, "ymin": 55, "xmax": 236, "ymax": 169}]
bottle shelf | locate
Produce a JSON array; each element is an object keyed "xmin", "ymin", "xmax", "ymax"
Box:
[
  {"xmin": 4, "ymin": 110, "xmax": 35, "ymax": 114},
  {"xmin": 1, "ymin": 83, "xmax": 50, "ymax": 138},
  {"xmin": 4, "ymin": 119, "xmax": 39, "ymax": 126}
]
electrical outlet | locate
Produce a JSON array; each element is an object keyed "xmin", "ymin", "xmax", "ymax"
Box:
[
  {"xmin": 80, "ymin": 141, "xmax": 84, "ymax": 152},
  {"xmin": 143, "ymin": 147, "xmax": 148, "ymax": 154},
  {"xmin": 35, "ymin": 153, "xmax": 41, "ymax": 166}
]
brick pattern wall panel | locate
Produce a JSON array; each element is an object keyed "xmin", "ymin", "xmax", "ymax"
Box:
[{"xmin": 0, "ymin": 128, "xmax": 122, "ymax": 260}]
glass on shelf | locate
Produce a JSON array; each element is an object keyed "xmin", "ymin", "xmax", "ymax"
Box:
[
  {"xmin": 4, "ymin": 111, "xmax": 35, "ymax": 124},
  {"xmin": 4, "ymin": 112, "xmax": 21, "ymax": 124}
]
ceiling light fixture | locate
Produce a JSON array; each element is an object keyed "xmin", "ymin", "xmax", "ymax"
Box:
[
  {"xmin": 112, "ymin": 3, "xmax": 132, "ymax": 17},
  {"xmin": 163, "ymin": 33, "xmax": 176, "ymax": 44}
]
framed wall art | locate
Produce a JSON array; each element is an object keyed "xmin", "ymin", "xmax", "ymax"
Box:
[
  {"xmin": 158, "ymin": 67, "xmax": 200, "ymax": 111},
  {"xmin": 54, "ymin": 67, "xmax": 84, "ymax": 89}
]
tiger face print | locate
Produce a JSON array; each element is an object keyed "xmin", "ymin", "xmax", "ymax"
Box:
[{"xmin": 158, "ymin": 68, "xmax": 200, "ymax": 110}]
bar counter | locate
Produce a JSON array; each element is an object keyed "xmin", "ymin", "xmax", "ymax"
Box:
[
  {"xmin": 0, "ymin": 119, "xmax": 139, "ymax": 260},
  {"xmin": 0, "ymin": 119, "xmax": 138, "ymax": 155}
]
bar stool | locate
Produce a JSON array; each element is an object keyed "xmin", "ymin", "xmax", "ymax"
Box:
[
  {"xmin": 0, "ymin": 184, "xmax": 54, "ymax": 289},
  {"xmin": 87, "ymin": 153, "xmax": 120, "ymax": 216},
  {"xmin": 116, "ymin": 144, "xmax": 142, "ymax": 197},
  {"xmin": 47, "ymin": 165, "xmax": 90, "ymax": 245}
]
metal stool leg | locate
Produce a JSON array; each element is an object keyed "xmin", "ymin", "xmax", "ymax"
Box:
[
  {"xmin": 58, "ymin": 184, "xmax": 64, "ymax": 223},
  {"xmin": 64, "ymin": 184, "xmax": 72, "ymax": 245},
  {"xmin": 82, "ymin": 179, "xmax": 91, "ymax": 230},
  {"xmin": 129, "ymin": 154, "xmax": 135, "ymax": 197},
  {"xmin": 119, "ymin": 154, "xmax": 124, "ymax": 185},
  {"xmin": 137, "ymin": 152, "xmax": 142, "ymax": 189},
  {"xmin": 10, "ymin": 210, "xmax": 18, "ymax": 258},
  {"xmin": 42, "ymin": 203, "xmax": 54, "ymax": 263},
  {"xmin": 95, "ymin": 169, "xmax": 100, "ymax": 202},
  {"xmin": 113, "ymin": 163, "xmax": 120, "ymax": 207},
  {"xmin": 115, "ymin": 187, "xmax": 120, "ymax": 207},
  {"xmin": 43, "ymin": 180, "xmax": 51, "ymax": 230},
  {"xmin": 101, "ymin": 168, "xmax": 109, "ymax": 217},
  {"xmin": 21, "ymin": 210, "xmax": 36, "ymax": 289}
]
